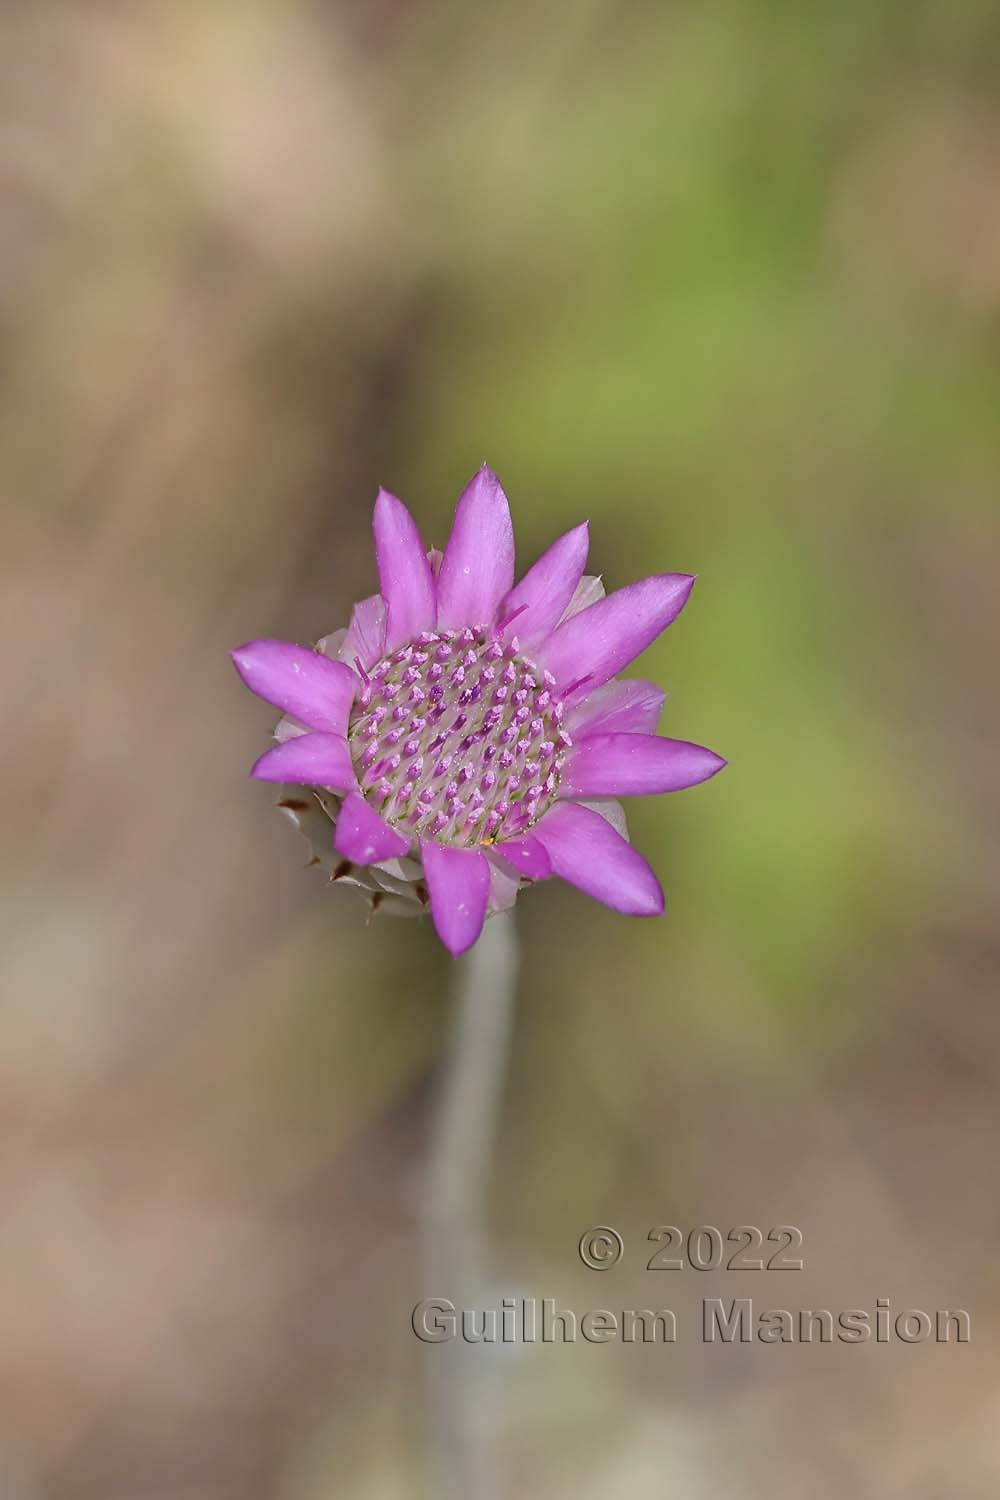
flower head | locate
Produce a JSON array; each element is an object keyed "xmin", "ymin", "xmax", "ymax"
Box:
[{"xmin": 231, "ymin": 466, "xmax": 725, "ymax": 955}]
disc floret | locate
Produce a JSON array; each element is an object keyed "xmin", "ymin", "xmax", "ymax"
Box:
[{"xmin": 348, "ymin": 627, "xmax": 570, "ymax": 847}]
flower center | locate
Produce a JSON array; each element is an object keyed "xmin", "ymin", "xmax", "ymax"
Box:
[{"xmin": 347, "ymin": 627, "xmax": 570, "ymax": 849}]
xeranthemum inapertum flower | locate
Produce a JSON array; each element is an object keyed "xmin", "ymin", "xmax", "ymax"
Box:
[{"xmin": 231, "ymin": 466, "xmax": 725, "ymax": 955}]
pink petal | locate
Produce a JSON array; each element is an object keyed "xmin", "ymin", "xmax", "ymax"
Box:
[
  {"xmin": 231, "ymin": 640, "xmax": 356, "ymax": 734},
  {"xmin": 561, "ymin": 733, "xmax": 726, "ymax": 797},
  {"xmin": 435, "ymin": 466, "xmax": 515, "ymax": 630},
  {"xmin": 497, "ymin": 522, "xmax": 589, "ymax": 646},
  {"xmin": 537, "ymin": 574, "xmax": 695, "ymax": 692},
  {"xmin": 494, "ymin": 834, "xmax": 552, "ymax": 881},
  {"xmin": 340, "ymin": 593, "xmax": 387, "ymax": 672},
  {"xmin": 373, "ymin": 488, "xmax": 437, "ymax": 651},
  {"xmin": 334, "ymin": 791, "xmax": 410, "ymax": 864},
  {"xmin": 250, "ymin": 732, "xmax": 355, "ymax": 790},
  {"xmin": 532, "ymin": 801, "xmax": 664, "ymax": 916},
  {"xmin": 420, "ymin": 841, "xmax": 491, "ymax": 955},
  {"xmin": 567, "ymin": 679, "xmax": 666, "ymax": 738}
]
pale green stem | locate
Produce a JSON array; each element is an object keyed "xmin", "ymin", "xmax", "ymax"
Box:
[{"xmin": 422, "ymin": 911, "xmax": 520, "ymax": 1500}]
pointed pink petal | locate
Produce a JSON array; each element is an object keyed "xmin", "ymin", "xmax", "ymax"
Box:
[
  {"xmin": 231, "ymin": 640, "xmax": 356, "ymax": 734},
  {"xmin": 567, "ymin": 679, "xmax": 666, "ymax": 738},
  {"xmin": 436, "ymin": 466, "xmax": 515, "ymax": 630},
  {"xmin": 537, "ymin": 574, "xmax": 695, "ymax": 692},
  {"xmin": 420, "ymin": 842, "xmax": 491, "ymax": 955},
  {"xmin": 532, "ymin": 801, "xmax": 664, "ymax": 916},
  {"xmin": 250, "ymin": 732, "xmax": 355, "ymax": 790},
  {"xmin": 373, "ymin": 488, "xmax": 437, "ymax": 651},
  {"xmin": 334, "ymin": 790, "xmax": 410, "ymax": 864},
  {"xmin": 494, "ymin": 834, "xmax": 552, "ymax": 881},
  {"xmin": 561, "ymin": 733, "xmax": 726, "ymax": 797},
  {"xmin": 497, "ymin": 522, "xmax": 589, "ymax": 646},
  {"xmin": 340, "ymin": 593, "xmax": 387, "ymax": 672}
]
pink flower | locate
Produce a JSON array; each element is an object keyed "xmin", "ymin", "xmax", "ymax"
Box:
[{"xmin": 232, "ymin": 467, "xmax": 725, "ymax": 955}]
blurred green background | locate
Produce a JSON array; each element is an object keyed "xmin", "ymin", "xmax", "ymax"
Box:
[{"xmin": 3, "ymin": 0, "xmax": 999, "ymax": 1495}]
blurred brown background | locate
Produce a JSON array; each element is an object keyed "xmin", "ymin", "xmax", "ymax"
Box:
[{"xmin": 2, "ymin": 1, "xmax": 1000, "ymax": 1495}]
